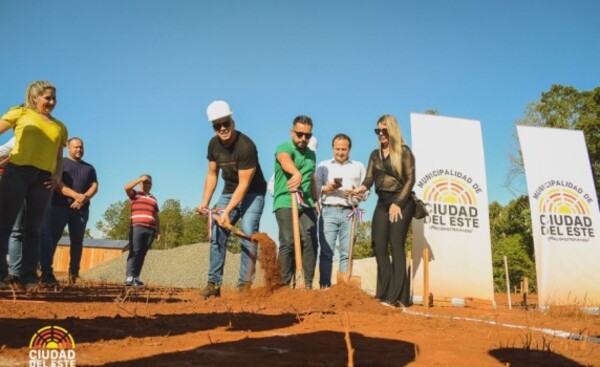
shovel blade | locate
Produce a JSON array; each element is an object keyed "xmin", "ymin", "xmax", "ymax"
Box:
[
  {"xmin": 337, "ymin": 271, "xmax": 361, "ymax": 288},
  {"xmin": 294, "ymin": 270, "xmax": 306, "ymax": 289}
]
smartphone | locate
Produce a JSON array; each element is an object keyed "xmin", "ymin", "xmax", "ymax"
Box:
[{"xmin": 334, "ymin": 177, "xmax": 342, "ymax": 185}]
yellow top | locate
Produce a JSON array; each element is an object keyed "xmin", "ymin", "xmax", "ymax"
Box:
[{"xmin": 1, "ymin": 106, "xmax": 68, "ymax": 173}]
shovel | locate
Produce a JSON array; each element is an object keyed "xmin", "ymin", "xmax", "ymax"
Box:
[
  {"xmin": 337, "ymin": 207, "xmax": 362, "ymax": 287},
  {"xmin": 212, "ymin": 214, "xmax": 254, "ymax": 242},
  {"xmin": 291, "ymin": 193, "xmax": 306, "ymax": 289}
]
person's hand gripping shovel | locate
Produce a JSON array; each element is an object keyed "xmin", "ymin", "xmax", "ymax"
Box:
[{"xmin": 212, "ymin": 214, "xmax": 255, "ymax": 243}]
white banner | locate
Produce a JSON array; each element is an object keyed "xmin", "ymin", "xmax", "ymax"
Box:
[
  {"xmin": 517, "ymin": 126, "xmax": 600, "ymax": 308},
  {"xmin": 410, "ymin": 113, "xmax": 495, "ymax": 303}
]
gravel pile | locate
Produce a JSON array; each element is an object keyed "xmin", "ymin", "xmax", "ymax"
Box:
[
  {"xmin": 82, "ymin": 243, "xmax": 265, "ymax": 289},
  {"xmin": 82, "ymin": 242, "xmax": 377, "ymax": 293}
]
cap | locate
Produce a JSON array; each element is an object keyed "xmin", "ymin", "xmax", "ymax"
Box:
[{"xmin": 206, "ymin": 100, "xmax": 233, "ymax": 122}]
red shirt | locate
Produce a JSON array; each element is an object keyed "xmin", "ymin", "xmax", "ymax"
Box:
[{"xmin": 129, "ymin": 190, "xmax": 159, "ymax": 229}]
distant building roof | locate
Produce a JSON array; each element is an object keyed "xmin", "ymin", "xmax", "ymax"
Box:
[{"xmin": 58, "ymin": 237, "xmax": 129, "ymax": 249}]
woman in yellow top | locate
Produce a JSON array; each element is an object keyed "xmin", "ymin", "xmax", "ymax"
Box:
[{"xmin": 0, "ymin": 81, "xmax": 68, "ymax": 288}]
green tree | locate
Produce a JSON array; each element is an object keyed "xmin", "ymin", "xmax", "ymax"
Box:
[
  {"xmin": 180, "ymin": 208, "xmax": 208, "ymax": 245},
  {"xmin": 353, "ymin": 220, "xmax": 374, "ymax": 259},
  {"xmin": 95, "ymin": 200, "xmax": 131, "ymax": 240},
  {"xmin": 491, "ymin": 233, "xmax": 536, "ymax": 292},
  {"xmin": 510, "ymin": 85, "xmax": 600, "ymax": 199},
  {"xmin": 158, "ymin": 199, "xmax": 184, "ymax": 249},
  {"xmin": 489, "ymin": 197, "xmax": 536, "ymax": 292},
  {"xmin": 490, "ymin": 196, "xmax": 533, "ymax": 258}
]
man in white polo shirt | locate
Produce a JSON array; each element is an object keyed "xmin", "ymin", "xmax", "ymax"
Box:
[{"xmin": 315, "ymin": 133, "xmax": 367, "ymax": 288}]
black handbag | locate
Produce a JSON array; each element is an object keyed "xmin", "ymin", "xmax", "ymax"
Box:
[{"xmin": 412, "ymin": 193, "xmax": 429, "ymax": 220}]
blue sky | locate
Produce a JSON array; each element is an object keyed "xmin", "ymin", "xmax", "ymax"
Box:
[{"xmin": 1, "ymin": 1, "xmax": 599, "ymax": 240}]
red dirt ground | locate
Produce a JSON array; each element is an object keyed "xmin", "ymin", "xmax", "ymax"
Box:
[{"xmin": 0, "ymin": 282, "xmax": 599, "ymax": 366}]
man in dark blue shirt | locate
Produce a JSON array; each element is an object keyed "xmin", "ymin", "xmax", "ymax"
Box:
[{"xmin": 40, "ymin": 137, "xmax": 98, "ymax": 286}]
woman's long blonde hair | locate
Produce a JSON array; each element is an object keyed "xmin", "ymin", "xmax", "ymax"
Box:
[
  {"xmin": 378, "ymin": 114, "xmax": 404, "ymax": 178},
  {"xmin": 24, "ymin": 81, "xmax": 55, "ymax": 110}
]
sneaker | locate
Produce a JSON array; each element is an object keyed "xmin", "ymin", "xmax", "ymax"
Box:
[
  {"xmin": 132, "ymin": 278, "xmax": 145, "ymax": 287},
  {"xmin": 7, "ymin": 275, "xmax": 39, "ymax": 290},
  {"xmin": 200, "ymin": 282, "xmax": 221, "ymax": 298},
  {"xmin": 124, "ymin": 276, "xmax": 134, "ymax": 286},
  {"xmin": 68, "ymin": 273, "xmax": 80, "ymax": 285},
  {"xmin": 380, "ymin": 300, "xmax": 404, "ymax": 308},
  {"xmin": 5, "ymin": 274, "xmax": 23, "ymax": 287},
  {"xmin": 22, "ymin": 280, "xmax": 39, "ymax": 291},
  {"xmin": 40, "ymin": 273, "xmax": 59, "ymax": 287},
  {"xmin": 236, "ymin": 282, "xmax": 251, "ymax": 293}
]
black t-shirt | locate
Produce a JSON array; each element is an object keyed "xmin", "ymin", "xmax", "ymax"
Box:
[{"xmin": 207, "ymin": 131, "xmax": 267, "ymax": 195}]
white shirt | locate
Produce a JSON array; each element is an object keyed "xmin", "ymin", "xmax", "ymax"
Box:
[
  {"xmin": 316, "ymin": 158, "xmax": 367, "ymax": 206},
  {"xmin": 0, "ymin": 137, "xmax": 15, "ymax": 161}
]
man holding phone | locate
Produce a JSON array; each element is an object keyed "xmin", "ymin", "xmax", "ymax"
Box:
[{"xmin": 315, "ymin": 133, "xmax": 367, "ymax": 288}]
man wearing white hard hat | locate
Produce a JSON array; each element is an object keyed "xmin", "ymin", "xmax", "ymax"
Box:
[{"xmin": 196, "ymin": 100, "xmax": 267, "ymax": 298}]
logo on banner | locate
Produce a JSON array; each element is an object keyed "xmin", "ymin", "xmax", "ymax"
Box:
[
  {"xmin": 29, "ymin": 325, "xmax": 76, "ymax": 366},
  {"xmin": 417, "ymin": 169, "xmax": 483, "ymax": 233},
  {"xmin": 533, "ymin": 180, "xmax": 596, "ymax": 242}
]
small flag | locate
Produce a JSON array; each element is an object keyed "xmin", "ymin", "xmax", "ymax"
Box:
[
  {"xmin": 294, "ymin": 190, "xmax": 310, "ymax": 208},
  {"xmin": 203, "ymin": 208, "xmax": 225, "ymax": 239},
  {"xmin": 346, "ymin": 207, "xmax": 365, "ymax": 223}
]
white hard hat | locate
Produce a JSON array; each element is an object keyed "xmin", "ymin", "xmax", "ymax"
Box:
[{"xmin": 206, "ymin": 100, "xmax": 233, "ymax": 122}]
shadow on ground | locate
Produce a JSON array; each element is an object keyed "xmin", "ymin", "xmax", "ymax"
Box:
[
  {"xmin": 489, "ymin": 348, "xmax": 586, "ymax": 367},
  {"xmin": 84, "ymin": 331, "xmax": 416, "ymax": 367},
  {"xmin": 0, "ymin": 312, "xmax": 298, "ymax": 348}
]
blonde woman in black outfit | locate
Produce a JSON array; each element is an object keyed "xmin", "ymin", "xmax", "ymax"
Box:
[{"xmin": 355, "ymin": 114, "xmax": 415, "ymax": 307}]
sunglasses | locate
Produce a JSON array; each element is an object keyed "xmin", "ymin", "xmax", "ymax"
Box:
[
  {"xmin": 292, "ymin": 130, "xmax": 313, "ymax": 140},
  {"xmin": 212, "ymin": 120, "xmax": 232, "ymax": 131},
  {"xmin": 374, "ymin": 128, "xmax": 389, "ymax": 136}
]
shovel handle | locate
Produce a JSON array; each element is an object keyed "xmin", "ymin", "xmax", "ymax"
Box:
[
  {"xmin": 212, "ymin": 214, "xmax": 253, "ymax": 241},
  {"xmin": 291, "ymin": 194, "xmax": 305, "ymax": 289},
  {"xmin": 344, "ymin": 207, "xmax": 358, "ymax": 283}
]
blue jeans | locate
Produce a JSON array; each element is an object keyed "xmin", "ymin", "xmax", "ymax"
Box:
[
  {"xmin": 0, "ymin": 164, "xmax": 52, "ymax": 280},
  {"xmin": 40, "ymin": 205, "xmax": 89, "ymax": 276},
  {"xmin": 126, "ymin": 226, "xmax": 156, "ymax": 278},
  {"xmin": 8, "ymin": 204, "xmax": 40, "ymax": 282},
  {"xmin": 208, "ymin": 193, "xmax": 265, "ymax": 287},
  {"xmin": 318, "ymin": 206, "xmax": 352, "ymax": 288}
]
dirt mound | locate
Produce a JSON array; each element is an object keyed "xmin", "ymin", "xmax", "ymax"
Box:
[{"xmin": 251, "ymin": 232, "xmax": 282, "ymax": 291}]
